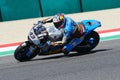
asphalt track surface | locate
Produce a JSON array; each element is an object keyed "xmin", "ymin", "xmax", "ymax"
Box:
[{"xmin": 0, "ymin": 39, "xmax": 120, "ymax": 80}]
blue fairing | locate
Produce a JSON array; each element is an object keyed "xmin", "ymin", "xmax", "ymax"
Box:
[
  {"xmin": 64, "ymin": 19, "xmax": 101, "ymax": 52},
  {"xmin": 79, "ymin": 19, "xmax": 101, "ymax": 35}
]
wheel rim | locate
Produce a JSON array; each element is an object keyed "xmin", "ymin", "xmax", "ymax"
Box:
[{"xmin": 86, "ymin": 37, "xmax": 98, "ymax": 49}]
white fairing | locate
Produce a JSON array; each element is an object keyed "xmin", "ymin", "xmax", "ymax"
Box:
[
  {"xmin": 28, "ymin": 28, "xmax": 40, "ymax": 46},
  {"xmin": 46, "ymin": 26, "xmax": 62, "ymax": 41},
  {"xmin": 28, "ymin": 24, "xmax": 62, "ymax": 47}
]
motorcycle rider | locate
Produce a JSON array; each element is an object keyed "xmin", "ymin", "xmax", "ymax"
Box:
[{"xmin": 42, "ymin": 13, "xmax": 85, "ymax": 55}]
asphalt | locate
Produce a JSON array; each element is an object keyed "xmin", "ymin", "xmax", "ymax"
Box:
[{"xmin": 0, "ymin": 39, "xmax": 120, "ymax": 80}]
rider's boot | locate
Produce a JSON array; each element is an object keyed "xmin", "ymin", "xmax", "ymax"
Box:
[{"xmin": 62, "ymin": 48, "xmax": 69, "ymax": 56}]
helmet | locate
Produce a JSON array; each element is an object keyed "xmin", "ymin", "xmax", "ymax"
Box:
[{"xmin": 53, "ymin": 14, "xmax": 65, "ymax": 29}]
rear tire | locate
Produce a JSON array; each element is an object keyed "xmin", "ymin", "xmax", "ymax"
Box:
[
  {"xmin": 75, "ymin": 31, "xmax": 100, "ymax": 53},
  {"xmin": 14, "ymin": 41, "xmax": 38, "ymax": 62}
]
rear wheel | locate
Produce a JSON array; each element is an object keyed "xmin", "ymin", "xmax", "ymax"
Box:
[
  {"xmin": 14, "ymin": 41, "xmax": 39, "ymax": 62},
  {"xmin": 75, "ymin": 31, "xmax": 100, "ymax": 53}
]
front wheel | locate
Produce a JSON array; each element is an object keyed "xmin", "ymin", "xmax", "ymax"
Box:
[
  {"xmin": 75, "ymin": 31, "xmax": 100, "ymax": 53},
  {"xmin": 14, "ymin": 41, "xmax": 39, "ymax": 62}
]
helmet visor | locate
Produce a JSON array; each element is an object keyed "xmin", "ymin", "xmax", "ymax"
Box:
[{"xmin": 54, "ymin": 20, "xmax": 64, "ymax": 28}]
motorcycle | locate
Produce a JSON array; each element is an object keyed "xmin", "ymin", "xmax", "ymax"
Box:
[{"xmin": 14, "ymin": 19, "xmax": 101, "ymax": 62}]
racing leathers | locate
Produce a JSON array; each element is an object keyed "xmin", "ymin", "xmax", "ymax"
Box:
[{"xmin": 42, "ymin": 17, "xmax": 85, "ymax": 53}]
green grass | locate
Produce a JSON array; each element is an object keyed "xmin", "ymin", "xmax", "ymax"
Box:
[
  {"xmin": 0, "ymin": 50, "xmax": 14, "ymax": 57},
  {"xmin": 100, "ymin": 35, "xmax": 120, "ymax": 41}
]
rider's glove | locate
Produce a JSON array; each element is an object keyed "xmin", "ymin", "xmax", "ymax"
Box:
[{"xmin": 42, "ymin": 19, "xmax": 47, "ymax": 24}]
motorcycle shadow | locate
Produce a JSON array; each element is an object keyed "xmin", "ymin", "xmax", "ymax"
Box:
[{"xmin": 31, "ymin": 48, "xmax": 112, "ymax": 61}]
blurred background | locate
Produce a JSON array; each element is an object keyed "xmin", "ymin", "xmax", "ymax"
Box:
[{"xmin": 0, "ymin": 0, "xmax": 120, "ymax": 22}]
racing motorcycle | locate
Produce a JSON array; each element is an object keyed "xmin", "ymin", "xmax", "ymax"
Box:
[{"xmin": 14, "ymin": 19, "xmax": 101, "ymax": 62}]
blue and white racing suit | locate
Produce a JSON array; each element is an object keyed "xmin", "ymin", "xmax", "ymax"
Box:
[
  {"xmin": 60, "ymin": 17, "xmax": 85, "ymax": 45},
  {"xmin": 42, "ymin": 16, "xmax": 85, "ymax": 52}
]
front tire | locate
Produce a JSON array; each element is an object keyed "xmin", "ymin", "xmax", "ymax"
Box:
[{"xmin": 14, "ymin": 41, "xmax": 38, "ymax": 62}]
